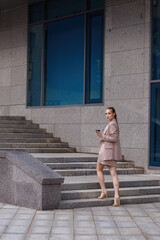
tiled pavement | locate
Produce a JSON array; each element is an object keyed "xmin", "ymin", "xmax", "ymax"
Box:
[{"xmin": 0, "ymin": 203, "xmax": 160, "ymax": 239}]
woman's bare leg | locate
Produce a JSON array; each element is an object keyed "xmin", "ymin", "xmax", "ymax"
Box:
[
  {"xmin": 108, "ymin": 166, "xmax": 119, "ymax": 198},
  {"xmin": 97, "ymin": 162, "xmax": 106, "ymax": 192}
]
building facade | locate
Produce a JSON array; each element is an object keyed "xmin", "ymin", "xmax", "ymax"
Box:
[{"xmin": 0, "ymin": 0, "xmax": 159, "ymax": 172}]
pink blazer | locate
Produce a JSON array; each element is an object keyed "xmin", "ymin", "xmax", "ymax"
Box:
[{"xmin": 98, "ymin": 119, "xmax": 122, "ymax": 161}]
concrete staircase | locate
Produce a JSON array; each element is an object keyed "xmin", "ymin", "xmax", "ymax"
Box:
[
  {"xmin": 1, "ymin": 116, "xmax": 160, "ymax": 209},
  {"xmin": 0, "ymin": 116, "xmax": 76, "ymax": 153},
  {"xmin": 34, "ymin": 153, "xmax": 160, "ymax": 209}
]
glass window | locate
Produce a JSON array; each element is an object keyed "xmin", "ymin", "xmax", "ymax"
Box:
[
  {"xmin": 44, "ymin": 16, "xmax": 84, "ymax": 105},
  {"xmin": 85, "ymin": 12, "xmax": 104, "ymax": 103},
  {"xmin": 29, "ymin": 2, "xmax": 43, "ymax": 24},
  {"xmin": 45, "ymin": 0, "xmax": 84, "ymax": 20},
  {"xmin": 150, "ymin": 84, "xmax": 160, "ymax": 166},
  {"xmin": 27, "ymin": 25, "xmax": 42, "ymax": 106},
  {"xmin": 28, "ymin": 0, "xmax": 104, "ymax": 107},
  {"xmin": 151, "ymin": 0, "xmax": 160, "ymax": 80},
  {"xmin": 87, "ymin": 0, "xmax": 104, "ymax": 10}
]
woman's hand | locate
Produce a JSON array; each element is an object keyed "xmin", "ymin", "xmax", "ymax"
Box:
[{"xmin": 96, "ymin": 132, "xmax": 102, "ymax": 138}]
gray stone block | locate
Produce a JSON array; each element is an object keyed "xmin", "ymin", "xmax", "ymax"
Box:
[
  {"xmin": 112, "ymin": 0, "xmax": 144, "ymax": 28},
  {"xmin": 106, "ymin": 0, "xmax": 134, "ymax": 7},
  {"xmin": 55, "ymin": 123, "xmax": 81, "ymax": 147},
  {"xmin": 11, "ymin": 47, "xmax": 27, "ymax": 67},
  {"xmin": 144, "ymin": 47, "xmax": 150, "ymax": 73},
  {"xmin": 0, "ymin": 87, "xmax": 11, "ymax": 106},
  {"xmin": 12, "ymin": 25, "xmax": 27, "ymax": 48},
  {"xmin": 11, "ymin": 65, "xmax": 27, "ymax": 86},
  {"xmin": 0, "ymin": 9, "xmax": 12, "ymax": 31},
  {"xmin": 0, "ymin": 49, "xmax": 12, "ymax": 68},
  {"xmin": 0, "ymin": 106, "xmax": 10, "ymax": 116},
  {"xmin": 11, "ymin": 6, "xmax": 27, "ymax": 26},
  {"xmin": 104, "ymin": 74, "xmax": 144, "ymax": 100},
  {"xmin": 0, "ymin": 151, "xmax": 64, "ymax": 210},
  {"xmin": 0, "ymin": 30, "xmax": 11, "ymax": 50},
  {"xmin": 145, "ymin": 23, "xmax": 150, "ymax": 48},
  {"xmin": 0, "ymin": 68, "xmax": 11, "ymax": 87},
  {"xmin": 31, "ymin": 108, "xmax": 55, "ymax": 124},
  {"xmin": 81, "ymin": 106, "xmax": 106, "ymax": 124},
  {"xmin": 10, "ymin": 105, "xmax": 31, "ymax": 120},
  {"xmin": 10, "ymin": 85, "xmax": 26, "ymax": 105},
  {"xmin": 145, "ymin": 0, "xmax": 151, "ymax": 23},
  {"xmin": 54, "ymin": 107, "xmax": 81, "ymax": 124},
  {"xmin": 111, "ymin": 49, "xmax": 144, "ymax": 76},
  {"xmin": 106, "ymin": 24, "xmax": 144, "ymax": 53}
]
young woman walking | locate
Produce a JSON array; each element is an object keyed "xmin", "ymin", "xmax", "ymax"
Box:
[{"xmin": 96, "ymin": 107, "xmax": 122, "ymax": 206}]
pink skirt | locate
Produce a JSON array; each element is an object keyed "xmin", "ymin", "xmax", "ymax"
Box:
[{"xmin": 97, "ymin": 159, "xmax": 117, "ymax": 167}]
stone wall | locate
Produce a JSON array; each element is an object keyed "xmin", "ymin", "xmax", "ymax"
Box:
[{"xmin": 0, "ymin": 0, "xmax": 151, "ymax": 170}]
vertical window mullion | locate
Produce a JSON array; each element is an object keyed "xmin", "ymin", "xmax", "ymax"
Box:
[
  {"xmin": 83, "ymin": 0, "xmax": 87, "ymax": 104},
  {"xmin": 85, "ymin": 11, "xmax": 104, "ymax": 103},
  {"xmin": 41, "ymin": 1, "xmax": 45, "ymax": 106}
]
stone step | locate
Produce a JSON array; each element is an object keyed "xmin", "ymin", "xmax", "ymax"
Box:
[
  {"xmin": 61, "ymin": 179, "xmax": 160, "ymax": 191},
  {"xmin": 0, "ymin": 147, "xmax": 76, "ymax": 153},
  {"xmin": 59, "ymin": 194, "xmax": 160, "ymax": 209},
  {"xmin": 0, "ymin": 120, "xmax": 33, "ymax": 125},
  {"xmin": 46, "ymin": 161, "xmax": 135, "ymax": 170},
  {"xmin": 0, "ymin": 124, "xmax": 39, "ymax": 129},
  {"xmin": 0, "ymin": 133, "xmax": 53, "ymax": 138},
  {"xmin": 0, "ymin": 143, "xmax": 69, "ymax": 148},
  {"xmin": 61, "ymin": 186, "xmax": 160, "ymax": 200},
  {"xmin": 0, "ymin": 138, "xmax": 61, "ymax": 143},
  {"xmin": 0, "ymin": 116, "xmax": 25, "ymax": 120},
  {"xmin": 0, "ymin": 128, "xmax": 46, "ymax": 133},
  {"xmin": 55, "ymin": 167, "xmax": 144, "ymax": 176},
  {"xmin": 38, "ymin": 157, "xmax": 98, "ymax": 163}
]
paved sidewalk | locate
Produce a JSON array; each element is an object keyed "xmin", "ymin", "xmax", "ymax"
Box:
[{"xmin": 0, "ymin": 202, "xmax": 159, "ymax": 239}]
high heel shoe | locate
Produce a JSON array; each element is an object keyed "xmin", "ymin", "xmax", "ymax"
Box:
[
  {"xmin": 113, "ymin": 196, "xmax": 120, "ymax": 206},
  {"xmin": 98, "ymin": 191, "xmax": 108, "ymax": 199}
]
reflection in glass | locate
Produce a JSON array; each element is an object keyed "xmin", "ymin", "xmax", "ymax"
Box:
[
  {"xmin": 87, "ymin": 0, "xmax": 104, "ymax": 10},
  {"xmin": 27, "ymin": 25, "xmax": 42, "ymax": 106},
  {"xmin": 152, "ymin": 0, "xmax": 160, "ymax": 80},
  {"xmin": 29, "ymin": 2, "xmax": 43, "ymax": 24},
  {"xmin": 150, "ymin": 84, "xmax": 160, "ymax": 166},
  {"xmin": 86, "ymin": 12, "xmax": 104, "ymax": 103},
  {"xmin": 44, "ymin": 16, "xmax": 84, "ymax": 105},
  {"xmin": 45, "ymin": 0, "xmax": 84, "ymax": 20}
]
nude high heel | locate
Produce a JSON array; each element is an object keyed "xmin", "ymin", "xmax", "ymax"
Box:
[
  {"xmin": 98, "ymin": 190, "xmax": 108, "ymax": 199},
  {"xmin": 113, "ymin": 196, "xmax": 120, "ymax": 206}
]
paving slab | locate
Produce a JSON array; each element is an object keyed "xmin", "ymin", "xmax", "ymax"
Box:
[{"xmin": 0, "ymin": 202, "xmax": 159, "ymax": 239}]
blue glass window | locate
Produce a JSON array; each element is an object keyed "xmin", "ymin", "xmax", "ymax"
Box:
[
  {"xmin": 151, "ymin": 0, "xmax": 160, "ymax": 80},
  {"xmin": 44, "ymin": 16, "xmax": 84, "ymax": 105},
  {"xmin": 27, "ymin": 25, "xmax": 42, "ymax": 106},
  {"xmin": 28, "ymin": 0, "xmax": 104, "ymax": 107},
  {"xmin": 85, "ymin": 12, "xmax": 104, "ymax": 103},
  {"xmin": 150, "ymin": 84, "xmax": 160, "ymax": 166},
  {"xmin": 45, "ymin": 0, "xmax": 84, "ymax": 20},
  {"xmin": 87, "ymin": 0, "xmax": 104, "ymax": 10}
]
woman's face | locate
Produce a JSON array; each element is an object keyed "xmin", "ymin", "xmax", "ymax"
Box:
[{"xmin": 105, "ymin": 109, "xmax": 115, "ymax": 121}]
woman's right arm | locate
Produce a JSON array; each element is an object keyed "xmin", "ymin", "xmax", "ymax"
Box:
[{"xmin": 102, "ymin": 123, "xmax": 119, "ymax": 143}]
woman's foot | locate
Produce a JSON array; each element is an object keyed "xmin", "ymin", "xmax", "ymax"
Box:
[
  {"xmin": 113, "ymin": 196, "xmax": 120, "ymax": 206},
  {"xmin": 98, "ymin": 190, "xmax": 108, "ymax": 199}
]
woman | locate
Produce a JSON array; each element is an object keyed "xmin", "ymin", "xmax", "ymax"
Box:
[{"xmin": 96, "ymin": 107, "xmax": 122, "ymax": 206}]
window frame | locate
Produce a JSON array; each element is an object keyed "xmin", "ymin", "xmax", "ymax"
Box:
[
  {"xmin": 149, "ymin": 0, "xmax": 160, "ymax": 168},
  {"xmin": 27, "ymin": 0, "xmax": 105, "ymax": 107}
]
